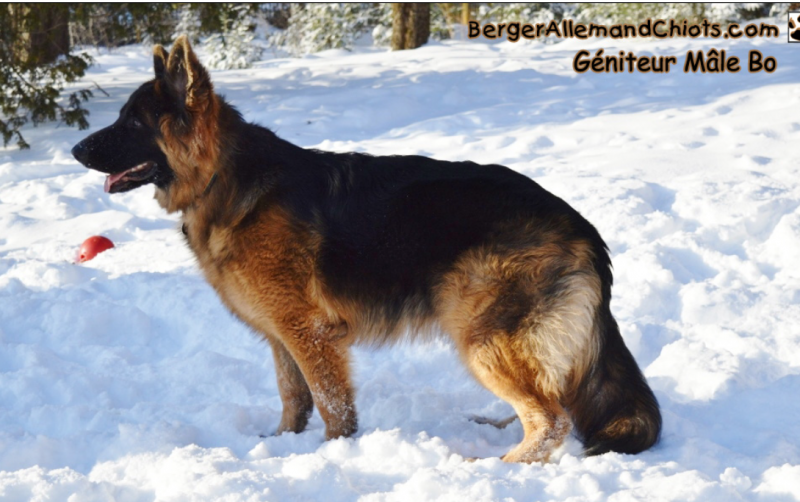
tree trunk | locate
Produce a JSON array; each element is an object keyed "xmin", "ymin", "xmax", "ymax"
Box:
[
  {"xmin": 391, "ymin": 4, "xmax": 409, "ymax": 50},
  {"xmin": 11, "ymin": 4, "xmax": 70, "ymax": 66},
  {"xmin": 408, "ymin": 3, "xmax": 430, "ymax": 48},
  {"xmin": 391, "ymin": 3, "xmax": 430, "ymax": 51},
  {"xmin": 30, "ymin": 4, "xmax": 70, "ymax": 64}
]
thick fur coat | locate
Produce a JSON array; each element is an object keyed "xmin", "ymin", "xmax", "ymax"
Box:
[{"xmin": 71, "ymin": 37, "xmax": 661, "ymax": 463}]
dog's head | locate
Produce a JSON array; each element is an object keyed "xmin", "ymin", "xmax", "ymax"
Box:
[{"xmin": 72, "ymin": 36, "xmax": 220, "ymax": 210}]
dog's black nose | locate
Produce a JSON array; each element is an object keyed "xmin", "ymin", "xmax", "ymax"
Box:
[{"xmin": 71, "ymin": 142, "xmax": 89, "ymax": 165}]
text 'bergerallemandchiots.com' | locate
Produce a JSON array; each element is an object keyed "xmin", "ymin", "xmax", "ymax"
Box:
[{"xmin": 468, "ymin": 19, "xmax": 781, "ymax": 74}]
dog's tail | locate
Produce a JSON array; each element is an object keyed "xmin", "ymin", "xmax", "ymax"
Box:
[{"xmin": 567, "ymin": 295, "xmax": 661, "ymax": 456}]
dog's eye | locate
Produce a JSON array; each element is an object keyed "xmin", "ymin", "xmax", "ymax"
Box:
[{"xmin": 129, "ymin": 117, "xmax": 143, "ymax": 128}]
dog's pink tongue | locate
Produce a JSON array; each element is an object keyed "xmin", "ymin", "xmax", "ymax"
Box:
[{"xmin": 104, "ymin": 172, "xmax": 128, "ymax": 193}]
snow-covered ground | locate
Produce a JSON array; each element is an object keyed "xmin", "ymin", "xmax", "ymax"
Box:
[{"xmin": 2, "ymin": 28, "xmax": 800, "ymax": 501}]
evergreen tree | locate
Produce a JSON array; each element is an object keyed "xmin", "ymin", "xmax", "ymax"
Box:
[
  {"xmin": 271, "ymin": 3, "xmax": 388, "ymax": 56},
  {"xmin": 0, "ymin": 4, "xmax": 96, "ymax": 149},
  {"xmin": 204, "ymin": 4, "xmax": 263, "ymax": 70},
  {"xmin": 174, "ymin": 4, "xmax": 203, "ymax": 44}
]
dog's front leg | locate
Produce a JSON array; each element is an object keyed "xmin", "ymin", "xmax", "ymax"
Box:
[
  {"xmin": 266, "ymin": 336, "xmax": 314, "ymax": 435},
  {"xmin": 277, "ymin": 313, "xmax": 357, "ymax": 440}
]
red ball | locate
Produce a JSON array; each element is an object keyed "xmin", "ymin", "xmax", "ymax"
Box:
[{"xmin": 77, "ymin": 236, "xmax": 115, "ymax": 263}]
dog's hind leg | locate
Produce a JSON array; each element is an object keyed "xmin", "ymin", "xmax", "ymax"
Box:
[
  {"xmin": 458, "ymin": 336, "xmax": 573, "ymax": 463},
  {"xmin": 267, "ymin": 336, "xmax": 314, "ymax": 435},
  {"xmin": 439, "ymin": 245, "xmax": 602, "ymax": 463}
]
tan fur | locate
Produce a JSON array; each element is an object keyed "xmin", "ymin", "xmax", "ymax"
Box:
[
  {"xmin": 437, "ymin": 238, "xmax": 600, "ymax": 394},
  {"xmin": 153, "ymin": 38, "xmax": 608, "ymax": 462},
  {"xmin": 268, "ymin": 335, "xmax": 314, "ymax": 434},
  {"xmin": 435, "ymin": 238, "xmax": 601, "ymax": 461},
  {"xmin": 309, "ymin": 283, "xmax": 437, "ymax": 346},
  {"xmin": 153, "ymin": 36, "xmax": 222, "ymax": 214},
  {"xmin": 202, "ymin": 205, "xmax": 356, "ymax": 439},
  {"xmin": 153, "ymin": 45, "xmax": 168, "ymax": 75},
  {"xmin": 155, "ymin": 95, "xmax": 221, "ymax": 214}
]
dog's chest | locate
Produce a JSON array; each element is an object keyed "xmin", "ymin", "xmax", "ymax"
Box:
[{"xmin": 182, "ymin": 209, "xmax": 317, "ymax": 335}]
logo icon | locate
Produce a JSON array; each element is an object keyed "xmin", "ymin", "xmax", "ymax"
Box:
[{"xmin": 789, "ymin": 12, "xmax": 800, "ymax": 42}]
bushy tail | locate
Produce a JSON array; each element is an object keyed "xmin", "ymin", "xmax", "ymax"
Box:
[{"xmin": 568, "ymin": 307, "xmax": 661, "ymax": 456}]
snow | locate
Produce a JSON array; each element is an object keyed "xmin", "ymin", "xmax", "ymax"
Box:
[{"xmin": 2, "ymin": 29, "xmax": 800, "ymax": 501}]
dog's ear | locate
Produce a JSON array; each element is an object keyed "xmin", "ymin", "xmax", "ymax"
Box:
[
  {"xmin": 153, "ymin": 44, "xmax": 168, "ymax": 79},
  {"xmin": 166, "ymin": 35, "xmax": 212, "ymax": 111}
]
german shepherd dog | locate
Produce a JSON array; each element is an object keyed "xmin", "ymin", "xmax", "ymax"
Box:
[{"xmin": 71, "ymin": 37, "xmax": 660, "ymax": 463}]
